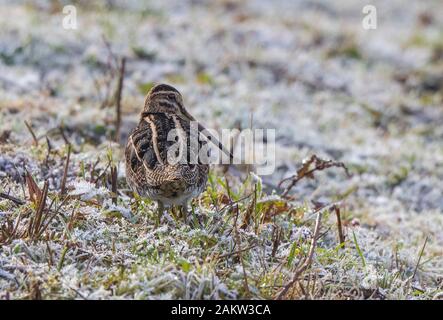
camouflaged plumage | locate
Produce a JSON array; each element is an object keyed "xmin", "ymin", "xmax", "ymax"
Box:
[{"xmin": 125, "ymin": 84, "xmax": 209, "ymax": 210}]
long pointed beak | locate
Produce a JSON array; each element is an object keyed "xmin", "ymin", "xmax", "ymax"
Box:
[
  {"xmin": 197, "ymin": 122, "xmax": 233, "ymax": 162},
  {"xmin": 181, "ymin": 109, "xmax": 233, "ymax": 162}
]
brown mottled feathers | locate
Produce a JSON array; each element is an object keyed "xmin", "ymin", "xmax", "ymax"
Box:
[{"xmin": 125, "ymin": 112, "xmax": 209, "ymax": 205}]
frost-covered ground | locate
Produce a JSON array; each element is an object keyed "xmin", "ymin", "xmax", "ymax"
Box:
[{"xmin": 0, "ymin": 0, "xmax": 442, "ymax": 299}]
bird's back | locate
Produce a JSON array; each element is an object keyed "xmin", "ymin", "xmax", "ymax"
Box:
[{"xmin": 125, "ymin": 113, "xmax": 209, "ymax": 203}]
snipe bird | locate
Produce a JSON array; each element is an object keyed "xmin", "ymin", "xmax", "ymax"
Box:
[{"xmin": 125, "ymin": 84, "xmax": 232, "ymax": 223}]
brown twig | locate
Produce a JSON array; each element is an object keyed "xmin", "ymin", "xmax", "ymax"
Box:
[
  {"xmin": 102, "ymin": 34, "xmax": 119, "ymax": 69},
  {"xmin": 29, "ymin": 181, "xmax": 49, "ymax": 240},
  {"xmin": 89, "ymin": 157, "xmax": 101, "ymax": 183},
  {"xmin": 0, "ymin": 213, "xmax": 25, "ymax": 245},
  {"xmin": 59, "ymin": 125, "xmax": 72, "ymax": 147},
  {"xmin": 218, "ymin": 192, "xmax": 254, "ymax": 214},
  {"xmin": 271, "ymin": 225, "xmax": 282, "ymax": 258},
  {"xmin": 0, "ymin": 192, "xmax": 25, "ymax": 206},
  {"xmin": 92, "ymin": 161, "xmax": 111, "ymax": 185},
  {"xmin": 110, "ymin": 164, "xmax": 118, "ymax": 205},
  {"xmin": 44, "ymin": 136, "xmax": 52, "ymax": 166},
  {"xmin": 60, "ymin": 145, "xmax": 71, "ymax": 196},
  {"xmin": 37, "ymin": 196, "xmax": 68, "ymax": 239},
  {"xmin": 279, "ymin": 155, "xmax": 351, "ymax": 198},
  {"xmin": 233, "ymin": 203, "xmax": 251, "ymax": 296},
  {"xmin": 24, "ymin": 121, "xmax": 38, "ymax": 146},
  {"xmin": 114, "ymin": 57, "xmax": 126, "ymax": 142},
  {"xmin": 0, "ymin": 130, "xmax": 11, "ymax": 144},
  {"xmin": 332, "ymin": 205, "xmax": 345, "ymax": 246},
  {"xmin": 275, "ymin": 210, "xmax": 322, "ymax": 300}
]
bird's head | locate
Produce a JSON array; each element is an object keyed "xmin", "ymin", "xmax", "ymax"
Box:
[{"xmin": 143, "ymin": 84, "xmax": 193, "ymax": 120}]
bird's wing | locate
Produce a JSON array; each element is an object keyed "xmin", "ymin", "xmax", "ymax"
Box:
[{"xmin": 125, "ymin": 113, "xmax": 207, "ymax": 187}]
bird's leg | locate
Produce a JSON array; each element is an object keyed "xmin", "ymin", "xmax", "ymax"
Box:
[
  {"xmin": 156, "ymin": 201, "xmax": 164, "ymax": 227},
  {"xmin": 180, "ymin": 201, "xmax": 189, "ymax": 224},
  {"xmin": 171, "ymin": 206, "xmax": 179, "ymax": 220}
]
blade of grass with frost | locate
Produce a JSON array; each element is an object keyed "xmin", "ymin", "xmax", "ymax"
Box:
[
  {"xmin": 79, "ymin": 160, "xmax": 86, "ymax": 179},
  {"xmin": 287, "ymin": 242, "xmax": 298, "ymax": 267},
  {"xmin": 190, "ymin": 205, "xmax": 199, "ymax": 228},
  {"xmin": 352, "ymin": 230, "xmax": 366, "ymax": 267},
  {"xmin": 57, "ymin": 245, "xmax": 69, "ymax": 271},
  {"xmin": 256, "ymin": 178, "xmax": 262, "ymax": 198},
  {"xmin": 207, "ymin": 173, "xmax": 219, "ymax": 208},
  {"xmin": 253, "ymin": 186, "xmax": 261, "ymax": 233},
  {"xmin": 411, "ymin": 236, "xmax": 429, "ymax": 281}
]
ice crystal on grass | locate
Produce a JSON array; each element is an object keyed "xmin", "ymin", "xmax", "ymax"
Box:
[
  {"xmin": 102, "ymin": 199, "xmax": 132, "ymax": 219},
  {"xmin": 68, "ymin": 180, "xmax": 109, "ymax": 200}
]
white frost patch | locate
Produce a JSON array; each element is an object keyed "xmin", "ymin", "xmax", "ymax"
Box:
[
  {"xmin": 102, "ymin": 199, "xmax": 132, "ymax": 219},
  {"xmin": 290, "ymin": 225, "xmax": 312, "ymax": 242},
  {"xmin": 361, "ymin": 265, "xmax": 379, "ymax": 290},
  {"xmin": 68, "ymin": 180, "xmax": 109, "ymax": 200}
]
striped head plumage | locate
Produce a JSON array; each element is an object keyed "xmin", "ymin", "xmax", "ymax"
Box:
[{"xmin": 143, "ymin": 84, "xmax": 185, "ymax": 115}]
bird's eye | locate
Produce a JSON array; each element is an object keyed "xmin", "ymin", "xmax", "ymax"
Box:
[{"xmin": 168, "ymin": 94, "xmax": 175, "ymax": 100}]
